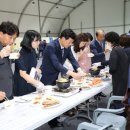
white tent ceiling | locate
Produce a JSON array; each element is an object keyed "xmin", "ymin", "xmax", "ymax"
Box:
[{"xmin": 0, "ymin": 0, "xmax": 87, "ymax": 36}]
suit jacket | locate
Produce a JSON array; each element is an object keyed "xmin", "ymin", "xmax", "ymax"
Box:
[
  {"xmin": 40, "ymin": 39, "xmax": 80, "ymax": 85},
  {"xmin": 90, "ymin": 40, "xmax": 105, "ymax": 63},
  {"xmin": 0, "ymin": 43, "xmax": 13, "ymax": 98}
]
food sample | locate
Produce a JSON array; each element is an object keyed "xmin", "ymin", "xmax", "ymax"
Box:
[
  {"xmin": 33, "ymin": 101, "xmax": 41, "ymax": 104},
  {"xmin": 88, "ymin": 78, "xmax": 102, "ymax": 87},
  {"xmin": 42, "ymin": 96, "xmax": 60, "ymax": 108},
  {"xmin": 91, "ymin": 66, "xmax": 98, "ymax": 71},
  {"xmin": 32, "ymin": 95, "xmax": 42, "ymax": 104},
  {"xmin": 34, "ymin": 95, "xmax": 42, "ymax": 100},
  {"xmin": 57, "ymin": 78, "xmax": 68, "ymax": 82}
]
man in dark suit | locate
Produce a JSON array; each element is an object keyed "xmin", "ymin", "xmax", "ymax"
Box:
[
  {"xmin": 37, "ymin": 39, "xmax": 47, "ymax": 59},
  {"xmin": 41, "ymin": 29, "xmax": 85, "ymax": 85},
  {"xmin": 90, "ymin": 29, "xmax": 109, "ymax": 97},
  {"xmin": 90, "ymin": 29, "xmax": 109, "ymax": 64},
  {"xmin": 0, "ymin": 21, "xmax": 19, "ymax": 101},
  {"xmin": 40, "ymin": 29, "xmax": 86, "ymax": 128}
]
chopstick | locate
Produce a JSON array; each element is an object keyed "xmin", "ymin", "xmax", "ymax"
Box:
[{"xmin": 4, "ymin": 96, "xmax": 9, "ymax": 101}]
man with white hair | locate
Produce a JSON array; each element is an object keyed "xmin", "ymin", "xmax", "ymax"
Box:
[
  {"xmin": 90, "ymin": 29, "xmax": 109, "ymax": 98},
  {"xmin": 90, "ymin": 29, "xmax": 109, "ymax": 63}
]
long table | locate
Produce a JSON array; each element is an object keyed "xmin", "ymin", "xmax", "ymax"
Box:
[{"xmin": 0, "ymin": 81, "xmax": 111, "ymax": 130}]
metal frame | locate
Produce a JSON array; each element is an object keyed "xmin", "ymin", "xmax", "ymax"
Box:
[
  {"xmin": 123, "ymin": 0, "xmax": 126, "ymax": 33},
  {"xmin": 17, "ymin": 0, "xmax": 32, "ymax": 27},
  {"xmin": 40, "ymin": 0, "xmax": 63, "ymax": 35},
  {"xmin": 20, "ymin": 31, "xmax": 58, "ymax": 35},
  {"xmin": 40, "ymin": 0, "xmax": 74, "ymax": 8},
  {"xmin": 71, "ymin": 24, "xmax": 130, "ymax": 30},
  {"xmin": 0, "ymin": 9, "xmax": 64, "ymax": 20},
  {"xmin": 38, "ymin": 0, "xmax": 42, "ymax": 34},
  {"xmin": 93, "ymin": 0, "xmax": 95, "ymax": 38}
]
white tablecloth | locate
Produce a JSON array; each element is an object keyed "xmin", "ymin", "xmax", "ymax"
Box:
[{"xmin": 0, "ymin": 81, "xmax": 111, "ymax": 130}]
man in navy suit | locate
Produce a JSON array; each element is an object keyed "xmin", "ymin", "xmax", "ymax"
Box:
[
  {"xmin": 40, "ymin": 29, "xmax": 86, "ymax": 128},
  {"xmin": 90, "ymin": 29, "xmax": 109, "ymax": 98},
  {"xmin": 40, "ymin": 29, "xmax": 85, "ymax": 85},
  {"xmin": 90, "ymin": 29, "xmax": 109, "ymax": 64}
]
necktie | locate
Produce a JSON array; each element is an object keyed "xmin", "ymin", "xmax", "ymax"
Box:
[
  {"xmin": 100, "ymin": 42, "xmax": 103, "ymax": 48},
  {"xmin": 61, "ymin": 48, "xmax": 64, "ymax": 57}
]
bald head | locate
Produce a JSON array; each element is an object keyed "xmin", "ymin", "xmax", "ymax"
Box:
[{"xmin": 96, "ymin": 29, "xmax": 105, "ymax": 42}]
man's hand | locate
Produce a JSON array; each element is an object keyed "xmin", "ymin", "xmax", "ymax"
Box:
[
  {"xmin": 0, "ymin": 45, "xmax": 11, "ymax": 58},
  {"xmin": 77, "ymin": 68, "xmax": 86, "ymax": 77},
  {"xmin": 104, "ymin": 48, "xmax": 110, "ymax": 53},
  {"xmin": 72, "ymin": 72, "xmax": 83, "ymax": 80},
  {"xmin": 36, "ymin": 68, "xmax": 42, "ymax": 75},
  {"xmin": 78, "ymin": 70, "xmax": 86, "ymax": 77},
  {"xmin": 67, "ymin": 70, "xmax": 83, "ymax": 80}
]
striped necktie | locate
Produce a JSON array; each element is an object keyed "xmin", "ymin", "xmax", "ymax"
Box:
[{"xmin": 61, "ymin": 48, "xmax": 64, "ymax": 57}]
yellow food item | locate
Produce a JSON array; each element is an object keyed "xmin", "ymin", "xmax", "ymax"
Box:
[{"xmin": 91, "ymin": 66, "xmax": 98, "ymax": 71}]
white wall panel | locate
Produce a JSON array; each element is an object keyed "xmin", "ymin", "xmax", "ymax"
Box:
[
  {"xmin": 61, "ymin": 17, "xmax": 69, "ymax": 31},
  {"xmin": 71, "ymin": 28, "xmax": 94, "ymax": 35},
  {"xmin": 40, "ymin": 2, "xmax": 53, "ymax": 16},
  {"xmin": 42, "ymin": 18, "xmax": 63, "ymax": 34},
  {"xmin": 24, "ymin": 0, "xmax": 38, "ymax": 15},
  {"xmin": 95, "ymin": 0, "xmax": 124, "ymax": 27},
  {"xmin": 70, "ymin": 0, "xmax": 93, "ymax": 29},
  {"xmin": 0, "ymin": 12, "xmax": 19, "ymax": 24},
  {"xmin": 125, "ymin": 25, "xmax": 130, "ymax": 33},
  {"xmin": 82, "ymin": 29, "xmax": 94, "ymax": 36},
  {"xmin": 62, "ymin": 0, "xmax": 130, "ymax": 36},
  {"xmin": 49, "ymin": 6, "xmax": 72, "ymax": 18},
  {"xmin": 125, "ymin": 1, "xmax": 130, "ymax": 24},
  {"xmin": 19, "ymin": 15, "xmax": 41, "ymax": 32},
  {"xmin": 61, "ymin": 0, "xmax": 82, "ymax": 7},
  {"xmin": 72, "ymin": 29, "xmax": 81, "ymax": 34},
  {"xmin": 0, "ymin": 0, "xmax": 27, "ymax": 13}
]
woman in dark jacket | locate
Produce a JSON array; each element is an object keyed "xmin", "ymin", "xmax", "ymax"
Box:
[
  {"xmin": 105, "ymin": 32, "xmax": 129, "ymax": 96},
  {"xmin": 14, "ymin": 30, "xmax": 45, "ymax": 96}
]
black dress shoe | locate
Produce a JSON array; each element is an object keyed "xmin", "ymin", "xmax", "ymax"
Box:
[
  {"xmin": 99, "ymin": 92, "xmax": 107, "ymax": 97},
  {"xmin": 64, "ymin": 109, "xmax": 76, "ymax": 117},
  {"xmin": 48, "ymin": 118, "xmax": 63, "ymax": 128}
]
